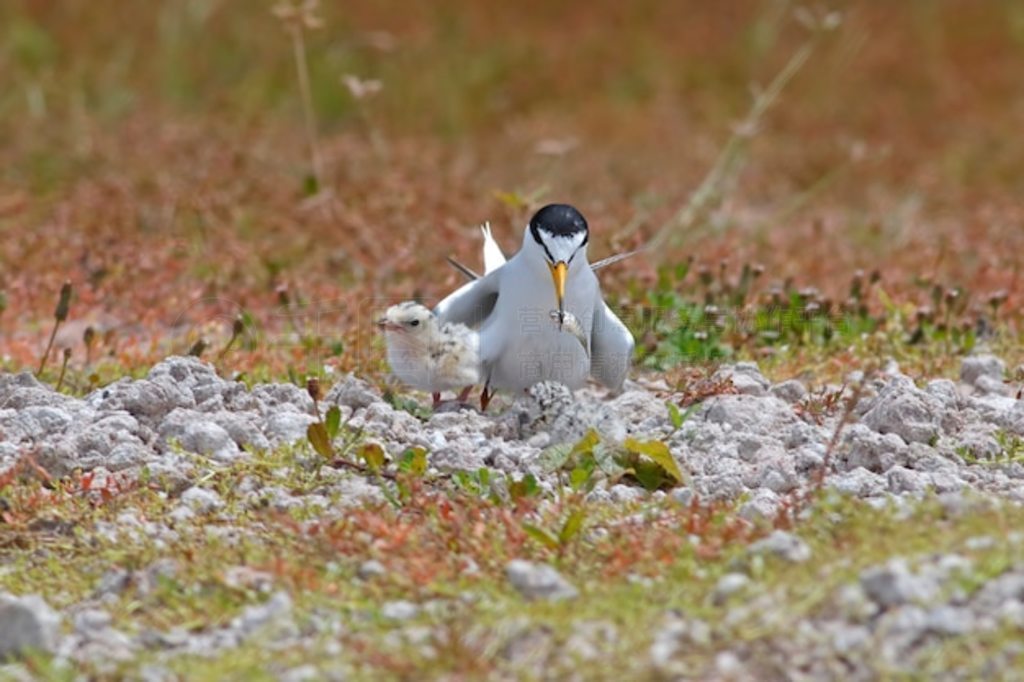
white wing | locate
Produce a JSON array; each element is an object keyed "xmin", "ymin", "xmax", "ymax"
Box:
[
  {"xmin": 434, "ymin": 266, "xmax": 502, "ymax": 328},
  {"xmin": 480, "ymin": 222, "xmax": 507, "ymax": 274},
  {"xmin": 590, "ymin": 297, "xmax": 634, "ymax": 392}
]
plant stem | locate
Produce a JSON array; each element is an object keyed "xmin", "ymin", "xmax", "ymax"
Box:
[
  {"xmin": 37, "ymin": 321, "xmax": 61, "ymax": 377},
  {"xmin": 291, "ymin": 25, "xmax": 323, "ymax": 189},
  {"xmin": 55, "ymin": 349, "xmax": 71, "ymax": 392},
  {"xmin": 651, "ymin": 36, "xmax": 818, "ymax": 253}
]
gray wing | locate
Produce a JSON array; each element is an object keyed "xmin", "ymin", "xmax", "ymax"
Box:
[
  {"xmin": 434, "ymin": 266, "xmax": 502, "ymax": 328},
  {"xmin": 590, "ymin": 295, "xmax": 634, "ymax": 392}
]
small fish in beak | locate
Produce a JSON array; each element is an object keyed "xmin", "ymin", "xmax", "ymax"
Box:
[{"xmin": 550, "ymin": 309, "xmax": 589, "ymax": 357}]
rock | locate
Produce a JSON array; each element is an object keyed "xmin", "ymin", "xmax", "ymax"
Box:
[
  {"xmin": 704, "ymin": 395, "xmax": 797, "ymax": 434},
  {"xmin": 671, "ymin": 488, "xmax": 695, "ymax": 506},
  {"xmin": 748, "ymin": 530, "xmax": 812, "ymax": 563},
  {"xmin": 830, "ymin": 467, "xmax": 887, "ymax": 498},
  {"xmin": 738, "ymin": 489, "xmax": 780, "ymax": 522},
  {"xmin": 19, "ymin": 406, "xmax": 73, "ymax": 437},
  {"xmin": 862, "ymin": 376, "xmax": 942, "ymax": 444},
  {"xmin": 860, "ymin": 559, "xmax": 938, "ymax": 608},
  {"xmin": 380, "ymin": 600, "xmax": 420, "ymax": 621},
  {"xmin": 925, "ymin": 379, "xmax": 961, "ymax": 411},
  {"xmin": 0, "ymin": 373, "xmax": 78, "ymax": 413},
  {"xmin": 357, "ymin": 560, "xmax": 387, "ymax": 580},
  {"xmin": 770, "ymin": 379, "xmax": 808, "ymax": 403},
  {"xmin": 232, "ymin": 591, "xmax": 294, "ymax": 638},
  {"xmin": 972, "ymin": 572, "xmax": 1024, "ymax": 611},
  {"xmin": 506, "ymin": 560, "xmax": 578, "ymax": 601},
  {"xmin": 179, "ymin": 487, "xmax": 223, "ymax": 514},
  {"xmin": 326, "ymin": 373, "xmax": 380, "ymax": 410},
  {"xmin": 0, "ymin": 593, "xmax": 61, "ymax": 661},
  {"xmin": 279, "ymin": 665, "xmax": 321, "ymax": 682},
  {"xmin": 89, "ymin": 376, "xmax": 194, "ymax": 423},
  {"xmin": 961, "ymin": 355, "xmax": 1005, "ymax": 388},
  {"xmin": 714, "ymin": 363, "xmax": 770, "ymax": 396},
  {"xmin": 264, "ymin": 412, "xmax": 316, "ymax": 445},
  {"xmin": 251, "ymin": 383, "xmax": 314, "ymax": 416},
  {"xmin": 976, "ymin": 375, "xmax": 1010, "ymax": 396},
  {"xmin": 926, "ymin": 605, "xmax": 974, "ymax": 636},
  {"xmin": 179, "ymin": 421, "xmax": 239, "ymax": 461},
  {"xmin": 713, "ymin": 573, "xmax": 750, "ymax": 604},
  {"xmin": 842, "ymin": 424, "xmax": 907, "ymax": 473},
  {"xmin": 886, "ymin": 466, "xmax": 928, "ymax": 494}
]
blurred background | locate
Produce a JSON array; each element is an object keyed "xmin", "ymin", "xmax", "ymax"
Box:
[{"xmin": 1, "ymin": 0, "xmax": 1023, "ymax": 382}]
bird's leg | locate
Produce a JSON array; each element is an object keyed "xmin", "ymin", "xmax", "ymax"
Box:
[
  {"xmin": 456, "ymin": 386, "xmax": 473, "ymax": 403},
  {"xmin": 432, "ymin": 392, "xmax": 442, "ymax": 408},
  {"xmin": 479, "ymin": 383, "xmax": 493, "ymax": 412}
]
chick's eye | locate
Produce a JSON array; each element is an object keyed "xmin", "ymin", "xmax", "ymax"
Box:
[{"xmin": 409, "ymin": 320, "xmax": 420, "ymax": 327}]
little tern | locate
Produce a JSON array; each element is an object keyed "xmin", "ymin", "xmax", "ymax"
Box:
[
  {"xmin": 435, "ymin": 204, "xmax": 634, "ymax": 408},
  {"xmin": 377, "ymin": 302, "xmax": 480, "ymax": 408}
]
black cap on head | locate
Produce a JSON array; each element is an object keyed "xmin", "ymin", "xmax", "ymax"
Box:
[{"xmin": 529, "ymin": 204, "xmax": 588, "ymax": 244}]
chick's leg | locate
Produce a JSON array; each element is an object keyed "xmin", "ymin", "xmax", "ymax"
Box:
[{"xmin": 456, "ymin": 386, "xmax": 472, "ymax": 403}]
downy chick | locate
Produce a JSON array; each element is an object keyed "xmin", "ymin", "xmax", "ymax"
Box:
[{"xmin": 377, "ymin": 301, "xmax": 480, "ymax": 407}]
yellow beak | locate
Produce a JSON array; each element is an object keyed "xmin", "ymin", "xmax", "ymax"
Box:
[{"xmin": 548, "ymin": 261, "xmax": 568, "ymax": 319}]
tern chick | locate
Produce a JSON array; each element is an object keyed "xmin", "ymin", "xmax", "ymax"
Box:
[{"xmin": 378, "ymin": 302, "xmax": 480, "ymax": 407}]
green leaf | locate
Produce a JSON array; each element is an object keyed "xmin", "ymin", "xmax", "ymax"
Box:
[
  {"xmin": 509, "ymin": 473, "xmax": 539, "ymax": 500},
  {"xmin": 668, "ymin": 402, "xmax": 683, "ymax": 430},
  {"xmin": 453, "ymin": 470, "xmax": 473, "ymax": 492},
  {"xmin": 358, "ymin": 442, "xmax": 386, "ymax": 472},
  {"xmin": 307, "ymin": 422, "xmax": 334, "ymax": 459},
  {"xmin": 324, "ymin": 405, "xmax": 341, "ymax": 440},
  {"xmin": 623, "ymin": 437, "xmax": 684, "ymax": 484},
  {"xmin": 571, "ymin": 428, "xmax": 601, "ymax": 457},
  {"xmin": 559, "ymin": 509, "xmax": 586, "ymax": 545},
  {"xmin": 538, "ymin": 443, "xmax": 573, "ymax": 472},
  {"xmin": 632, "ymin": 460, "xmax": 671, "ymax": 491},
  {"xmin": 538, "ymin": 429, "xmax": 602, "ymax": 474},
  {"xmin": 477, "ymin": 467, "xmax": 490, "ymax": 487},
  {"xmin": 593, "ymin": 442, "xmax": 625, "ymax": 477},
  {"xmin": 398, "ymin": 447, "xmax": 428, "ymax": 477},
  {"xmin": 522, "ymin": 523, "xmax": 560, "ymax": 551},
  {"xmin": 668, "ymin": 402, "xmax": 700, "ymax": 431},
  {"xmin": 569, "ymin": 466, "xmax": 591, "ymax": 491}
]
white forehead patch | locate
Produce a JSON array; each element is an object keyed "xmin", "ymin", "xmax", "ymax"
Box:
[{"xmin": 539, "ymin": 230, "xmax": 586, "ymax": 262}]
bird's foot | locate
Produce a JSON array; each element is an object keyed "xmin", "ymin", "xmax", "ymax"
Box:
[
  {"xmin": 456, "ymin": 386, "xmax": 473, "ymax": 403},
  {"xmin": 432, "ymin": 392, "xmax": 442, "ymax": 408},
  {"xmin": 479, "ymin": 385, "xmax": 493, "ymax": 412}
]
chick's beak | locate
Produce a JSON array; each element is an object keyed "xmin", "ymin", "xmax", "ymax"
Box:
[{"xmin": 548, "ymin": 260, "xmax": 568, "ymax": 321}]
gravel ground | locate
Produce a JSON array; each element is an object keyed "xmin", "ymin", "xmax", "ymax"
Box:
[{"xmin": 2, "ymin": 354, "xmax": 1024, "ymax": 677}]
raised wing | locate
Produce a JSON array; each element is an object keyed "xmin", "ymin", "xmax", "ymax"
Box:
[
  {"xmin": 589, "ymin": 296, "xmax": 634, "ymax": 392},
  {"xmin": 480, "ymin": 222, "xmax": 507, "ymax": 274},
  {"xmin": 434, "ymin": 266, "xmax": 502, "ymax": 328}
]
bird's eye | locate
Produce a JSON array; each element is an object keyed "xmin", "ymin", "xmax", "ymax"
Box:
[{"xmin": 409, "ymin": 320, "xmax": 420, "ymax": 327}]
